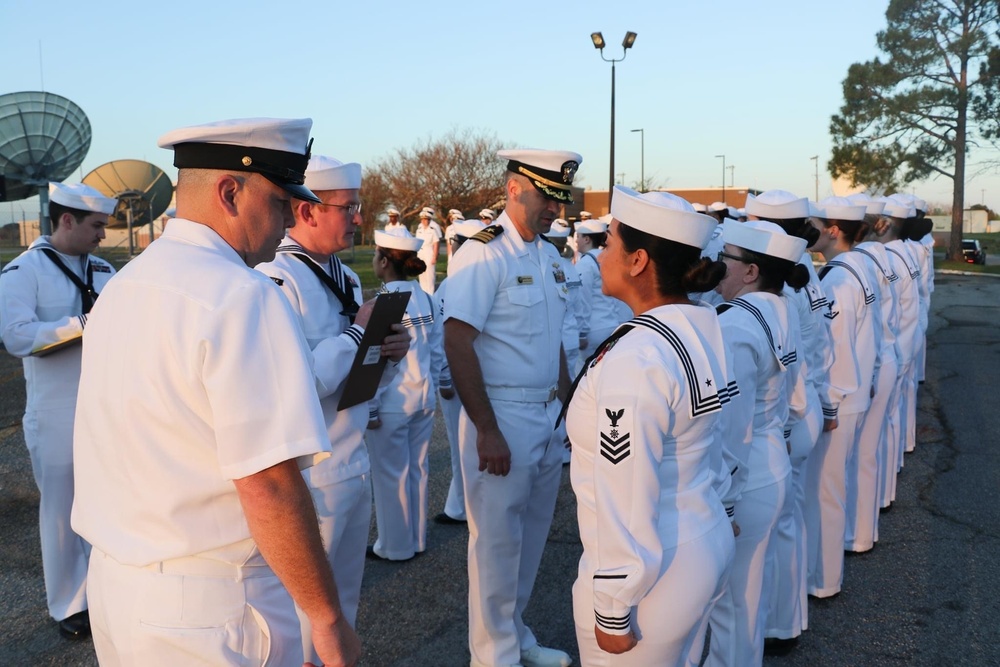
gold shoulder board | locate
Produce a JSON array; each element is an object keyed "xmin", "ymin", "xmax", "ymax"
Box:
[{"xmin": 470, "ymin": 225, "xmax": 504, "ymax": 243}]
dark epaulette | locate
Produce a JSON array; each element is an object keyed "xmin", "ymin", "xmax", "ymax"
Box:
[
  {"xmin": 470, "ymin": 224, "xmax": 504, "ymax": 243},
  {"xmin": 716, "ymin": 303, "xmax": 733, "ymax": 314}
]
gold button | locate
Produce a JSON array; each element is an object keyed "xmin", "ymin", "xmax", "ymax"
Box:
[{"xmin": 242, "ymin": 156, "xmax": 253, "ymax": 166}]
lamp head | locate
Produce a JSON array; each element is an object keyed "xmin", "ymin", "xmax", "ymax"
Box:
[
  {"xmin": 623, "ymin": 31, "xmax": 637, "ymax": 49},
  {"xmin": 591, "ymin": 32, "xmax": 605, "ymax": 49}
]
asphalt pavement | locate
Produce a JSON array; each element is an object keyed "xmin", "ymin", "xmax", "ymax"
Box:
[{"xmin": 1, "ymin": 273, "xmax": 999, "ymax": 666}]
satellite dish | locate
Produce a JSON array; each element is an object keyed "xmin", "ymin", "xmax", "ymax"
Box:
[
  {"xmin": 83, "ymin": 159, "xmax": 173, "ymax": 229},
  {"xmin": 0, "ymin": 92, "xmax": 92, "ymax": 227}
]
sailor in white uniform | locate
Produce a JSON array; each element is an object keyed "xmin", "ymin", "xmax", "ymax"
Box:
[
  {"xmin": 804, "ymin": 197, "xmax": 878, "ymax": 599},
  {"xmin": 0, "ymin": 182, "xmax": 117, "ymax": 640},
  {"xmin": 72, "ymin": 118, "xmax": 362, "ymax": 666},
  {"xmin": 433, "ymin": 220, "xmax": 486, "ymax": 525},
  {"xmin": 255, "ymin": 154, "xmax": 408, "ymax": 663},
  {"xmin": 707, "ymin": 221, "xmax": 807, "ymax": 667},
  {"xmin": 567, "ymin": 187, "xmax": 736, "ymax": 666},
  {"xmin": 415, "ymin": 209, "xmax": 443, "ymax": 294},
  {"xmin": 444, "ymin": 148, "xmax": 578, "ymax": 667},
  {"xmin": 366, "ymin": 227, "xmax": 444, "ymax": 560},
  {"xmin": 742, "ymin": 190, "xmax": 830, "ymax": 646},
  {"xmin": 385, "ymin": 207, "xmax": 406, "ymax": 231},
  {"xmin": 575, "ymin": 218, "xmax": 632, "ymax": 372}
]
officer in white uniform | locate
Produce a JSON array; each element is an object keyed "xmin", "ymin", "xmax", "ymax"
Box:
[
  {"xmin": 544, "ymin": 219, "xmax": 584, "ymax": 377},
  {"xmin": 385, "ymin": 207, "xmax": 406, "ymax": 231},
  {"xmin": 804, "ymin": 197, "xmax": 877, "ymax": 599},
  {"xmin": 0, "ymin": 182, "xmax": 117, "ymax": 639},
  {"xmin": 434, "ymin": 220, "xmax": 486, "ymax": 525},
  {"xmin": 444, "ymin": 148, "xmax": 579, "ymax": 667},
  {"xmin": 567, "ymin": 187, "xmax": 736, "ymax": 667},
  {"xmin": 255, "ymin": 155, "xmax": 408, "ymax": 663},
  {"xmin": 72, "ymin": 118, "xmax": 362, "ymax": 667},
  {"xmin": 445, "ymin": 208, "xmax": 465, "ymax": 262},
  {"xmin": 415, "ymin": 208, "xmax": 443, "ymax": 294}
]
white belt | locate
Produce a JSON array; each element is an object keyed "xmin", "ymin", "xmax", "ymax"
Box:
[
  {"xmin": 140, "ymin": 553, "xmax": 273, "ymax": 580},
  {"xmin": 485, "ymin": 385, "xmax": 558, "ymax": 403}
]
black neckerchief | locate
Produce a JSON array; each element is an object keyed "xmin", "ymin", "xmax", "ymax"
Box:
[
  {"xmin": 287, "ymin": 252, "xmax": 360, "ymax": 324},
  {"xmin": 39, "ymin": 248, "xmax": 97, "ymax": 314}
]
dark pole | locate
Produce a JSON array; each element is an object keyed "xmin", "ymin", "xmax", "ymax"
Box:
[
  {"xmin": 639, "ymin": 129, "xmax": 644, "ymax": 191},
  {"xmin": 609, "ymin": 60, "xmax": 616, "ymax": 207}
]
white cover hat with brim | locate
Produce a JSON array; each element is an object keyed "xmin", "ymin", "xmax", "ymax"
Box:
[
  {"xmin": 880, "ymin": 199, "xmax": 915, "ymax": 219},
  {"xmin": 450, "ymin": 220, "xmax": 487, "ymax": 239},
  {"xmin": 745, "ymin": 190, "xmax": 810, "ymax": 220},
  {"xmin": 812, "ymin": 196, "xmax": 867, "ymax": 221},
  {"xmin": 374, "ymin": 227, "xmax": 423, "ymax": 251},
  {"xmin": 610, "ymin": 185, "xmax": 717, "ymax": 249},
  {"xmin": 478, "ymin": 209, "xmax": 495, "ymax": 220},
  {"xmin": 576, "ymin": 219, "xmax": 608, "ymax": 234},
  {"xmin": 49, "ymin": 182, "xmax": 118, "ymax": 215},
  {"xmin": 547, "ymin": 219, "xmax": 571, "ymax": 237},
  {"xmin": 723, "ymin": 219, "xmax": 807, "ymax": 263}
]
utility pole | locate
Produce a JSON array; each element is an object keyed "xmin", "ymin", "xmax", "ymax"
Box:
[{"xmin": 810, "ymin": 155, "xmax": 819, "ymax": 201}]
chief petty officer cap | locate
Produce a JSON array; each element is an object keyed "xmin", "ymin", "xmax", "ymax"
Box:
[
  {"xmin": 374, "ymin": 226, "xmax": 424, "ymax": 251},
  {"xmin": 157, "ymin": 117, "xmax": 320, "ymax": 203},
  {"xmin": 811, "ymin": 196, "xmax": 867, "ymax": 221},
  {"xmin": 49, "ymin": 182, "xmax": 118, "ymax": 215},
  {"xmin": 745, "ymin": 190, "xmax": 810, "ymax": 220},
  {"xmin": 610, "ymin": 185, "xmax": 717, "ymax": 250},
  {"xmin": 304, "ymin": 155, "xmax": 362, "ymax": 192},
  {"xmin": 498, "ymin": 148, "xmax": 583, "ymax": 204},
  {"xmin": 547, "ymin": 219, "xmax": 571, "ymax": 237},
  {"xmin": 846, "ymin": 192, "xmax": 886, "ymax": 217},
  {"xmin": 724, "ymin": 219, "xmax": 807, "ymax": 263}
]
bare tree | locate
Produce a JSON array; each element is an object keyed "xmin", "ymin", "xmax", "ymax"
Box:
[{"xmin": 360, "ymin": 128, "xmax": 509, "ymax": 238}]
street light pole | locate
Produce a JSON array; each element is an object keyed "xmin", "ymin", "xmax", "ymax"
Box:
[
  {"xmin": 715, "ymin": 154, "xmax": 726, "ymax": 204},
  {"xmin": 592, "ymin": 31, "xmax": 637, "ymax": 207},
  {"xmin": 810, "ymin": 155, "xmax": 819, "ymax": 201},
  {"xmin": 727, "ymin": 164, "xmax": 735, "ymax": 187},
  {"xmin": 631, "ymin": 128, "xmax": 644, "ymax": 191}
]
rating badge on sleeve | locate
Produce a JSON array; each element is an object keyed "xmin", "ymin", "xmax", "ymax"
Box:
[{"xmin": 600, "ymin": 408, "xmax": 631, "ymax": 465}]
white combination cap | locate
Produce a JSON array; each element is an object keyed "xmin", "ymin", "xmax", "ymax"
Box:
[
  {"xmin": 610, "ymin": 185, "xmax": 717, "ymax": 249},
  {"xmin": 304, "ymin": 155, "xmax": 361, "ymax": 192},
  {"xmin": 448, "ymin": 208, "xmax": 464, "ymax": 219},
  {"xmin": 418, "ymin": 209, "xmax": 433, "ymax": 219},
  {"xmin": 576, "ymin": 219, "xmax": 608, "ymax": 234},
  {"xmin": 386, "ymin": 207, "xmax": 400, "ymax": 216},
  {"xmin": 157, "ymin": 117, "xmax": 319, "ymax": 203},
  {"xmin": 846, "ymin": 193, "xmax": 886, "ymax": 216},
  {"xmin": 374, "ymin": 226, "xmax": 423, "ymax": 251},
  {"xmin": 547, "ymin": 219, "xmax": 571, "ymax": 237},
  {"xmin": 478, "ymin": 208, "xmax": 495, "ymax": 220},
  {"xmin": 498, "ymin": 148, "xmax": 582, "ymax": 203},
  {"xmin": 579, "ymin": 210, "xmax": 593, "ymax": 219},
  {"xmin": 745, "ymin": 190, "xmax": 810, "ymax": 220},
  {"xmin": 812, "ymin": 196, "xmax": 867, "ymax": 221},
  {"xmin": 880, "ymin": 198, "xmax": 915, "ymax": 219},
  {"xmin": 709, "ymin": 201, "xmax": 728, "ymax": 212},
  {"xmin": 723, "ymin": 219, "xmax": 807, "ymax": 263},
  {"xmin": 450, "ymin": 220, "xmax": 487, "ymax": 239},
  {"xmin": 49, "ymin": 182, "xmax": 118, "ymax": 215}
]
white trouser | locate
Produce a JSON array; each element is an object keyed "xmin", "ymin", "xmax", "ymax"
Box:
[
  {"xmin": 846, "ymin": 355, "xmax": 898, "ymax": 552},
  {"xmin": 461, "ymin": 398, "xmax": 564, "ymax": 667},
  {"xmin": 367, "ymin": 408, "xmax": 434, "ymax": 560},
  {"xmin": 297, "ymin": 473, "xmax": 371, "ymax": 664},
  {"xmin": 766, "ymin": 396, "xmax": 822, "ymax": 640},
  {"xmin": 707, "ymin": 477, "xmax": 789, "ymax": 667},
  {"xmin": 804, "ymin": 411, "xmax": 862, "ymax": 597},
  {"xmin": 902, "ymin": 365, "xmax": 918, "ymax": 454},
  {"xmin": 440, "ymin": 390, "xmax": 467, "ymax": 521},
  {"xmin": 88, "ymin": 543, "xmax": 301, "ymax": 667},
  {"xmin": 880, "ymin": 367, "xmax": 908, "ymax": 507},
  {"xmin": 419, "ymin": 263, "xmax": 436, "ymax": 295},
  {"xmin": 23, "ymin": 406, "xmax": 89, "ymax": 621},
  {"xmin": 574, "ymin": 516, "xmax": 734, "ymax": 667}
]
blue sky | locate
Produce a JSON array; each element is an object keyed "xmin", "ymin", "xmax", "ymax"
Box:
[{"xmin": 2, "ymin": 0, "xmax": 998, "ymax": 224}]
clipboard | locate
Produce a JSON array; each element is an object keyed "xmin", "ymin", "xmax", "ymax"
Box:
[
  {"xmin": 31, "ymin": 332, "xmax": 83, "ymax": 357},
  {"xmin": 337, "ymin": 291, "xmax": 411, "ymax": 410}
]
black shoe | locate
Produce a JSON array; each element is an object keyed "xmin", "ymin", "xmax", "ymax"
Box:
[
  {"xmin": 58, "ymin": 610, "xmax": 91, "ymax": 640},
  {"xmin": 764, "ymin": 636, "xmax": 799, "ymax": 656},
  {"xmin": 433, "ymin": 512, "xmax": 466, "ymax": 525}
]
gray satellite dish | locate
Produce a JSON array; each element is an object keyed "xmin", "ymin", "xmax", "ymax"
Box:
[
  {"xmin": 83, "ymin": 160, "xmax": 173, "ymax": 255},
  {"xmin": 0, "ymin": 91, "xmax": 92, "ymax": 234}
]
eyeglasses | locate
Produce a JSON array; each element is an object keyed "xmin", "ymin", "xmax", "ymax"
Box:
[
  {"xmin": 716, "ymin": 251, "xmax": 750, "ymax": 263},
  {"xmin": 317, "ymin": 201, "xmax": 362, "ymax": 216}
]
